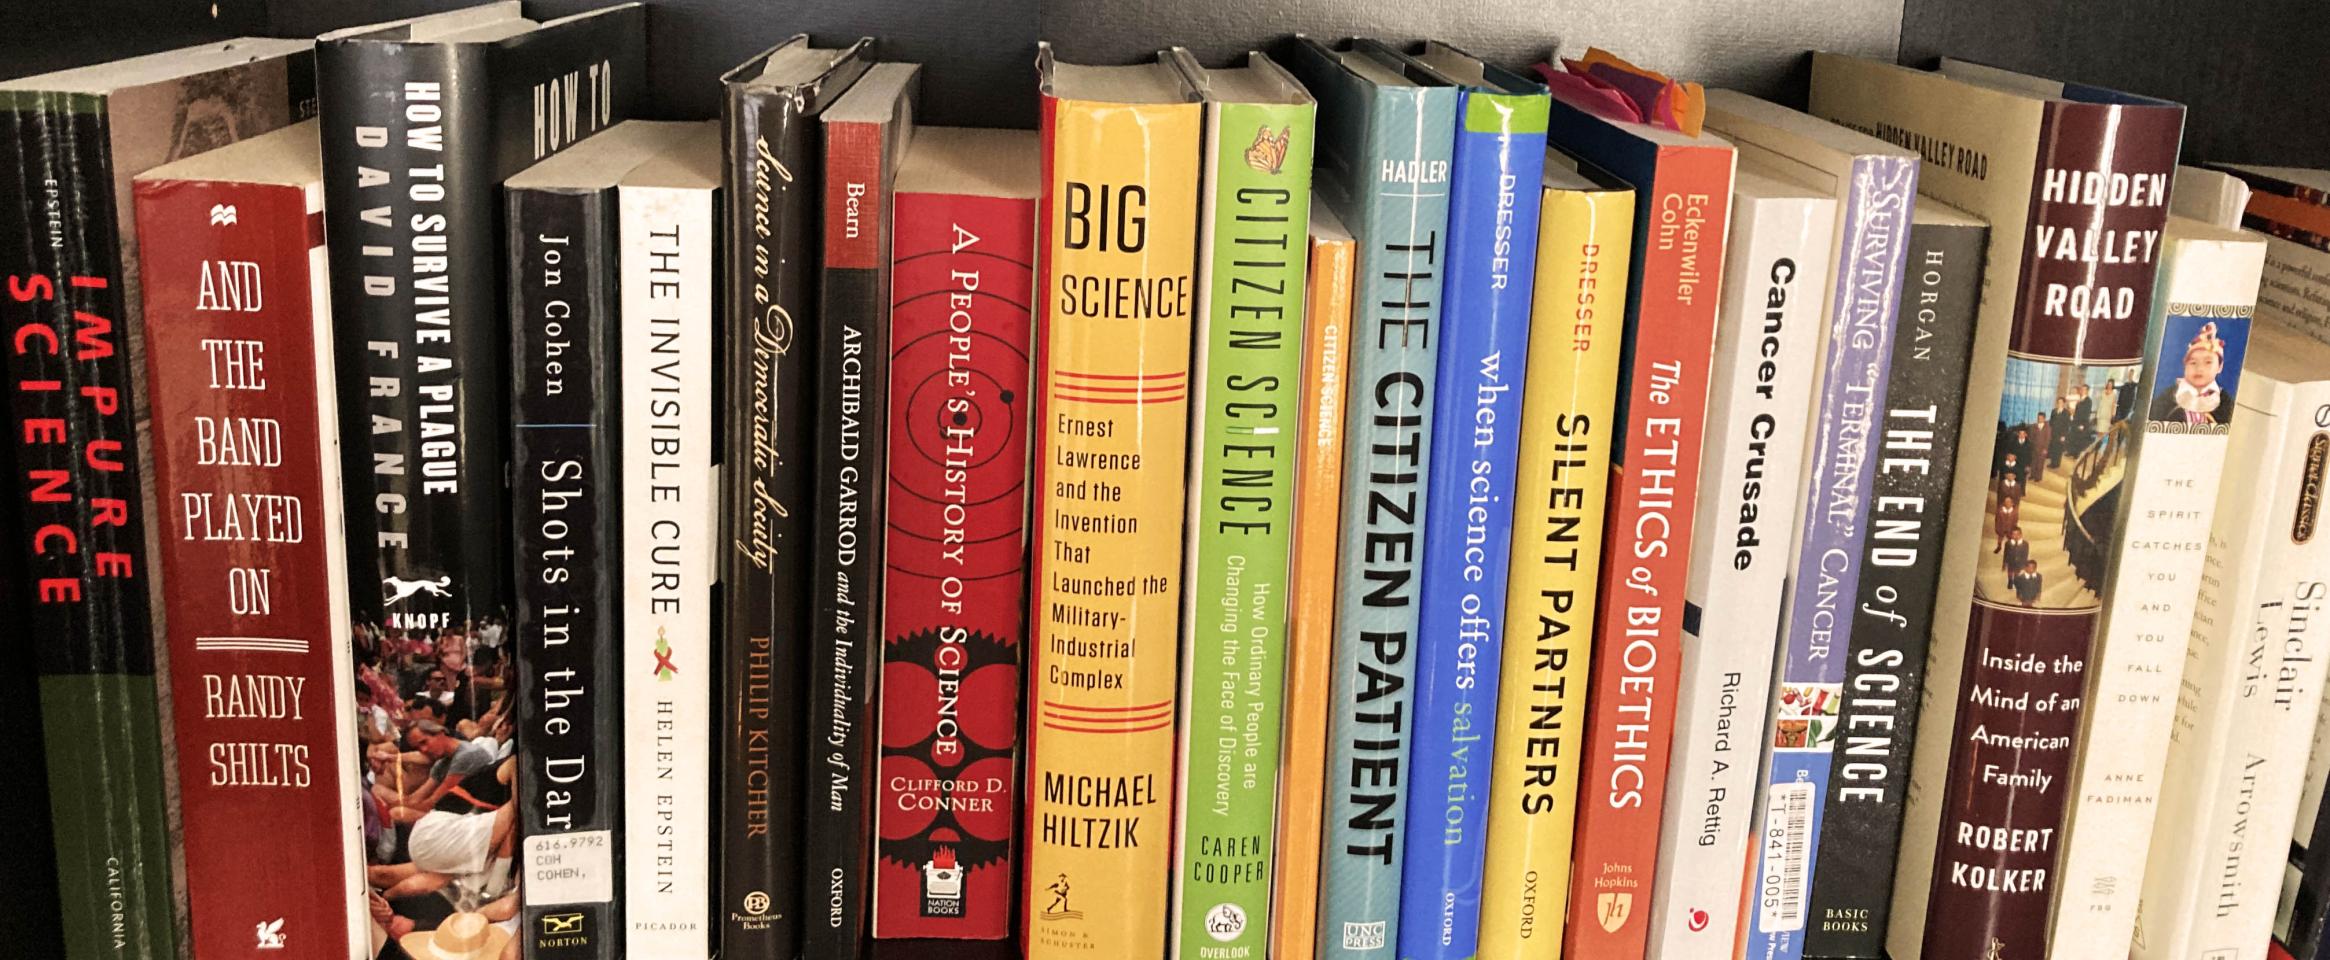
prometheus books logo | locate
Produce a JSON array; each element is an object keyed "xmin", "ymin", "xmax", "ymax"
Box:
[
  {"xmin": 743, "ymin": 891, "xmax": 770, "ymax": 915},
  {"xmin": 652, "ymin": 627, "xmax": 678, "ymax": 681}
]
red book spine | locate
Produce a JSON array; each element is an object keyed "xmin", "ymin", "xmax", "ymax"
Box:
[
  {"xmin": 1565, "ymin": 145, "xmax": 1734, "ymax": 959},
  {"xmin": 871, "ymin": 186, "xmax": 1034, "ymax": 939},
  {"xmin": 134, "ymin": 175, "xmax": 362, "ymax": 957},
  {"xmin": 1917, "ymin": 99, "xmax": 2183, "ymax": 960}
]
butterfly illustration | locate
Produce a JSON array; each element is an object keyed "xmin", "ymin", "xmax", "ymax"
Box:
[{"xmin": 1243, "ymin": 126, "xmax": 1291, "ymax": 174}]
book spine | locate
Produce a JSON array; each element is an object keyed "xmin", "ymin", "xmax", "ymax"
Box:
[
  {"xmin": 1476, "ymin": 182, "xmax": 1635, "ymax": 960},
  {"xmin": 1742, "ymin": 155, "xmax": 1919, "ymax": 960},
  {"xmin": 510, "ymin": 184, "xmax": 624, "ymax": 959},
  {"xmin": 2290, "ymin": 770, "xmax": 2330, "ymax": 959},
  {"xmin": 1914, "ymin": 103, "xmax": 2183, "ymax": 960},
  {"xmin": 2047, "ymin": 233, "xmax": 2265, "ymax": 960},
  {"xmin": 1645, "ymin": 191, "xmax": 1832, "ymax": 960},
  {"xmin": 619, "ymin": 181, "xmax": 718, "ymax": 958},
  {"xmin": 1168, "ymin": 96, "xmax": 1316, "ymax": 960},
  {"xmin": 802, "ymin": 112, "xmax": 899, "ymax": 960},
  {"xmin": 1800, "ymin": 218, "xmax": 1987, "ymax": 958},
  {"xmin": 871, "ymin": 189, "xmax": 1034, "ymax": 940},
  {"xmin": 720, "ymin": 85, "xmax": 815, "ymax": 955},
  {"xmin": 319, "ymin": 41, "xmax": 521, "ymax": 953},
  {"xmin": 1, "ymin": 93, "xmax": 178, "ymax": 960},
  {"xmin": 135, "ymin": 173, "xmax": 364, "ymax": 959},
  {"xmin": 1314, "ymin": 86, "xmax": 1456, "ymax": 960},
  {"xmin": 1562, "ymin": 147, "xmax": 1735, "ymax": 960},
  {"xmin": 1394, "ymin": 89, "xmax": 1549, "ymax": 960},
  {"xmin": 1269, "ymin": 218, "xmax": 1357, "ymax": 960},
  {"xmin": 2133, "ymin": 377, "xmax": 2330, "ymax": 960},
  {"xmin": 1021, "ymin": 90, "xmax": 1203, "ymax": 960}
]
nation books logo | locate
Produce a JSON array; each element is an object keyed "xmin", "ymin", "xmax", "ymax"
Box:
[{"xmin": 920, "ymin": 846, "xmax": 964, "ymax": 917}]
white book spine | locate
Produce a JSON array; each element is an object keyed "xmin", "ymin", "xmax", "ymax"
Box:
[
  {"xmin": 1646, "ymin": 188, "xmax": 1834, "ymax": 959},
  {"xmin": 619, "ymin": 182, "xmax": 719, "ymax": 958},
  {"xmin": 2048, "ymin": 228, "xmax": 2268, "ymax": 959},
  {"xmin": 2134, "ymin": 372, "xmax": 2330, "ymax": 960}
]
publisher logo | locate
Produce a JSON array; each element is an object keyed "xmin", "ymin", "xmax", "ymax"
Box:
[
  {"xmin": 1597, "ymin": 892, "xmax": 1633, "ymax": 933},
  {"xmin": 539, "ymin": 913, "xmax": 584, "ymax": 935},
  {"xmin": 1038, "ymin": 873, "xmax": 1083, "ymax": 921},
  {"xmin": 651, "ymin": 627, "xmax": 679, "ymax": 682},
  {"xmin": 254, "ymin": 918, "xmax": 285, "ymax": 950},
  {"xmin": 1687, "ymin": 908, "xmax": 1709, "ymax": 932},
  {"xmin": 1341, "ymin": 921, "xmax": 1386, "ymax": 950},
  {"xmin": 1204, "ymin": 903, "xmax": 1246, "ymax": 942},
  {"xmin": 2295, "ymin": 433, "xmax": 2327, "ymax": 544},
  {"xmin": 742, "ymin": 891, "xmax": 771, "ymax": 916},
  {"xmin": 920, "ymin": 847, "xmax": 965, "ymax": 918},
  {"xmin": 209, "ymin": 204, "xmax": 237, "ymax": 226}
]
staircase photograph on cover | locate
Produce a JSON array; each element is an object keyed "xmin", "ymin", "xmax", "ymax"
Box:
[{"xmin": 1974, "ymin": 360, "xmax": 2142, "ymax": 611}]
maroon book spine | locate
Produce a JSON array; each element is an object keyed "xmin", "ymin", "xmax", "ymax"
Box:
[
  {"xmin": 870, "ymin": 186, "xmax": 1033, "ymax": 940},
  {"xmin": 1918, "ymin": 98, "xmax": 2184, "ymax": 959},
  {"xmin": 134, "ymin": 174, "xmax": 361, "ymax": 956}
]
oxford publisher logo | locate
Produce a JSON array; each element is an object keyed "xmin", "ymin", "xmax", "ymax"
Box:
[
  {"xmin": 208, "ymin": 204, "xmax": 237, "ymax": 226},
  {"xmin": 1204, "ymin": 903, "xmax": 1246, "ymax": 942},
  {"xmin": 253, "ymin": 918, "xmax": 285, "ymax": 950},
  {"xmin": 1597, "ymin": 892, "xmax": 1632, "ymax": 933},
  {"xmin": 1341, "ymin": 920, "xmax": 1386, "ymax": 950},
  {"xmin": 540, "ymin": 913, "xmax": 584, "ymax": 935}
]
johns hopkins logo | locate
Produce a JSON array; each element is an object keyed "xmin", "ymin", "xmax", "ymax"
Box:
[
  {"xmin": 1204, "ymin": 903, "xmax": 1246, "ymax": 942},
  {"xmin": 253, "ymin": 918, "xmax": 285, "ymax": 950}
]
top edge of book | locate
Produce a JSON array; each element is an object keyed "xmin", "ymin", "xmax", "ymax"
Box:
[
  {"xmin": 1310, "ymin": 198, "xmax": 1353, "ymax": 242},
  {"xmin": 1543, "ymin": 144, "xmax": 1631, "ymax": 193},
  {"xmin": 320, "ymin": 1, "xmax": 640, "ymax": 45},
  {"xmin": 824, "ymin": 61, "xmax": 921, "ymax": 124},
  {"xmin": 1704, "ymin": 87, "xmax": 1917, "ymax": 161},
  {"xmin": 1733, "ymin": 166, "xmax": 1831, "ymax": 202},
  {"xmin": 618, "ymin": 121, "xmax": 722, "ymax": 191},
  {"xmin": 1549, "ymin": 88, "xmax": 1733, "ymax": 150},
  {"xmin": 1913, "ymin": 195, "xmax": 1984, "ymax": 228},
  {"xmin": 894, "ymin": 126, "xmax": 1038, "ymax": 199},
  {"xmin": 2214, "ymin": 163, "xmax": 2330, "ymax": 199},
  {"xmin": 1388, "ymin": 40, "xmax": 1544, "ymax": 95},
  {"xmin": 722, "ymin": 34, "xmax": 875, "ymax": 89},
  {"xmin": 1813, "ymin": 52, "xmax": 2181, "ymax": 110},
  {"xmin": 1037, "ymin": 43, "xmax": 1197, "ymax": 105},
  {"xmin": 505, "ymin": 120, "xmax": 710, "ymax": 191},
  {"xmin": 2164, "ymin": 212, "xmax": 2264, "ymax": 246},
  {"xmin": 1283, "ymin": 36, "xmax": 1446, "ymax": 90},
  {"xmin": 0, "ymin": 36, "xmax": 310, "ymax": 94},
  {"xmin": 2245, "ymin": 320, "xmax": 2330, "ymax": 382},
  {"xmin": 135, "ymin": 118, "xmax": 321, "ymax": 186},
  {"xmin": 1162, "ymin": 48, "xmax": 1312, "ymax": 106}
]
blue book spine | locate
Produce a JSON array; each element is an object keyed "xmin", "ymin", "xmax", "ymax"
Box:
[
  {"xmin": 1393, "ymin": 85, "xmax": 1549, "ymax": 960},
  {"xmin": 1741, "ymin": 154, "xmax": 1919, "ymax": 960},
  {"xmin": 1283, "ymin": 40, "xmax": 1460, "ymax": 960}
]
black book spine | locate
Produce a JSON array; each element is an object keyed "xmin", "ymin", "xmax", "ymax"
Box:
[
  {"xmin": 510, "ymin": 184, "xmax": 624, "ymax": 960},
  {"xmin": 2293, "ymin": 785, "xmax": 2330, "ymax": 959},
  {"xmin": 321, "ymin": 39, "xmax": 511, "ymax": 660},
  {"xmin": 801, "ymin": 118, "xmax": 897, "ymax": 959},
  {"xmin": 0, "ymin": 92, "xmax": 177, "ymax": 960},
  {"xmin": 721, "ymin": 84, "xmax": 820, "ymax": 956},
  {"xmin": 1802, "ymin": 217, "xmax": 1988, "ymax": 959}
]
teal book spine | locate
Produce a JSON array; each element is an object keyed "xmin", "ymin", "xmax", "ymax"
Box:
[{"xmin": 1281, "ymin": 39, "xmax": 1460, "ymax": 960}]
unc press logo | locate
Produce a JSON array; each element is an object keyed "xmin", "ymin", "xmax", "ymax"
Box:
[
  {"xmin": 1204, "ymin": 903, "xmax": 1246, "ymax": 942},
  {"xmin": 1341, "ymin": 920, "xmax": 1386, "ymax": 950}
]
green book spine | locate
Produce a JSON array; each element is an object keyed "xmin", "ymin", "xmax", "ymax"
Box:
[{"xmin": 1169, "ymin": 92, "xmax": 1316, "ymax": 959}]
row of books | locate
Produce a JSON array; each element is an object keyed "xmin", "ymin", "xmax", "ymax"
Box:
[{"xmin": 12, "ymin": 3, "xmax": 2330, "ymax": 960}]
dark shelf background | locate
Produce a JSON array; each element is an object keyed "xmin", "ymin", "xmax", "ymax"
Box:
[{"xmin": 10, "ymin": 0, "xmax": 2317, "ymax": 166}]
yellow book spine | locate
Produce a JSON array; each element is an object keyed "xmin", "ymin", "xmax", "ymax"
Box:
[
  {"xmin": 1269, "ymin": 220, "xmax": 1356, "ymax": 960},
  {"xmin": 1021, "ymin": 90, "xmax": 1202, "ymax": 959},
  {"xmin": 1475, "ymin": 183, "xmax": 1635, "ymax": 960}
]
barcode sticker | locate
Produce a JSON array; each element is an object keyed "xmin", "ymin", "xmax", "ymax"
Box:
[{"xmin": 1759, "ymin": 782, "xmax": 1815, "ymax": 931}]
